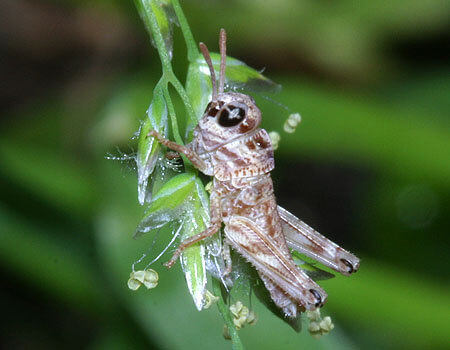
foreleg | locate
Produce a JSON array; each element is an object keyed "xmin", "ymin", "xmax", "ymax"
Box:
[
  {"xmin": 148, "ymin": 130, "xmax": 208, "ymax": 173},
  {"xmin": 165, "ymin": 151, "xmax": 180, "ymax": 160}
]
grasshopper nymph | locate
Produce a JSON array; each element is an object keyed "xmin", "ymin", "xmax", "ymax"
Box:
[{"xmin": 148, "ymin": 29, "xmax": 359, "ymax": 317}]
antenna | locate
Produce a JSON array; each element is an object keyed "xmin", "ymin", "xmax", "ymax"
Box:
[
  {"xmin": 199, "ymin": 42, "xmax": 217, "ymax": 100},
  {"xmin": 218, "ymin": 28, "xmax": 227, "ymax": 94}
]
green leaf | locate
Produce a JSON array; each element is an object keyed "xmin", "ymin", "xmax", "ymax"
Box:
[
  {"xmin": 147, "ymin": 173, "xmax": 196, "ymax": 212},
  {"xmin": 136, "ymin": 173, "xmax": 211, "ymax": 310},
  {"xmin": 136, "ymin": 83, "xmax": 168, "ymax": 205},
  {"xmin": 179, "ymin": 178, "xmax": 210, "ymax": 311},
  {"xmin": 180, "ymin": 216, "xmax": 207, "ymax": 311},
  {"xmin": 210, "ymin": 53, "xmax": 281, "ymax": 93},
  {"xmin": 181, "ymin": 177, "xmax": 209, "ymax": 311},
  {"xmin": 179, "ymin": 182, "xmax": 208, "ymax": 310},
  {"xmin": 135, "ymin": 173, "xmax": 196, "ymax": 236},
  {"xmin": 185, "ymin": 57, "xmax": 212, "ymax": 140}
]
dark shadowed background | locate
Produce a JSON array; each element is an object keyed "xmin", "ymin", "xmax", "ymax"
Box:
[{"xmin": 1, "ymin": 1, "xmax": 449, "ymax": 349}]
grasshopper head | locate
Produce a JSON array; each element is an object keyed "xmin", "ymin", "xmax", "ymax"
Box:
[
  {"xmin": 194, "ymin": 29, "xmax": 262, "ymax": 151},
  {"xmin": 194, "ymin": 91, "xmax": 262, "ymax": 151}
]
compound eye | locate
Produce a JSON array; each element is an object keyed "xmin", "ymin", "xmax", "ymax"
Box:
[
  {"xmin": 205, "ymin": 102, "xmax": 219, "ymax": 117},
  {"xmin": 205, "ymin": 101, "xmax": 225, "ymax": 117},
  {"xmin": 217, "ymin": 105, "xmax": 246, "ymax": 127}
]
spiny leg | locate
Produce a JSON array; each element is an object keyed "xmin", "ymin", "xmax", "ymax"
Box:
[
  {"xmin": 278, "ymin": 206, "xmax": 360, "ymax": 275},
  {"xmin": 225, "ymin": 216, "xmax": 327, "ymax": 310},
  {"xmin": 164, "ymin": 192, "xmax": 223, "ymax": 268},
  {"xmin": 258, "ymin": 273, "xmax": 300, "ymax": 318},
  {"xmin": 148, "ymin": 130, "xmax": 208, "ymax": 173}
]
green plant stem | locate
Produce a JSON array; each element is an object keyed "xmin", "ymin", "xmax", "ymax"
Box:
[
  {"xmin": 162, "ymin": 84, "xmax": 183, "ymax": 145},
  {"xmin": 212, "ymin": 278, "xmax": 244, "ymax": 350},
  {"xmin": 170, "ymin": 78, "xmax": 197, "ymax": 127},
  {"xmin": 160, "ymin": 84, "xmax": 194, "ymax": 173},
  {"xmin": 171, "ymin": 0, "xmax": 199, "ymax": 62},
  {"xmin": 137, "ymin": 0, "xmax": 172, "ymax": 71},
  {"xmin": 136, "ymin": 1, "xmax": 242, "ymax": 343},
  {"xmin": 135, "ymin": 0, "xmax": 196, "ymax": 142}
]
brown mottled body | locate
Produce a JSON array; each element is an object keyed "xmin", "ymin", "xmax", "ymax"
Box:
[
  {"xmin": 148, "ymin": 29, "xmax": 359, "ymax": 317},
  {"xmin": 217, "ymin": 174, "xmax": 328, "ymax": 316}
]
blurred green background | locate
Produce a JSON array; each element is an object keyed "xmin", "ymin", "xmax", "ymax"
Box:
[{"xmin": 1, "ymin": 0, "xmax": 449, "ymax": 349}]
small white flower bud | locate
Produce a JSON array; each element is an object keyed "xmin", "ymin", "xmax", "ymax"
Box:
[
  {"xmin": 203, "ymin": 290, "xmax": 219, "ymax": 309},
  {"xmin": 283, "ymin": 113, "xmax": 301, "ymax": 133},
  {"xmin": 307, "ymin": 310, "xmax": 335, "ymax": 338},
  {"xmin": 229, "ymin": 301, "xmax": 244, "ymax": 318},
  {"xmin": 269, "ymin": 131, "xmax": 280, "ymax": 150},
  {"xmin": 306, "ymin": 309, "xmax": 321, "ymax": 322},
  {"xmin": 127, "ymin": 269, "xmax": 158, "ymax": 291},
  {"xmin": 308, "ymin": 321, "xmax": 321, "ymax": 333},
  {"xmin": 127, "ymin": 276, "xmax": 142, "ymax": 291},
  {"xmin": 142, "ymin": 269, "xmax": 159, "ymax": 289},
  {"xmin": 229, "ymin": 301, "xmax": 256, "ymax": 330},
  {"xmin": 319, "ymin": 316, "xmax": 334, "ymax": 333}
]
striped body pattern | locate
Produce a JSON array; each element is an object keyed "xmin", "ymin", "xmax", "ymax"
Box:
[
  {"xmin": 190, "ymin": 92, "xmax": 329, "ymax": 316},
  {"xmin": 148, "ymin": 29, "xmax": 359, "ymax": 318}
]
